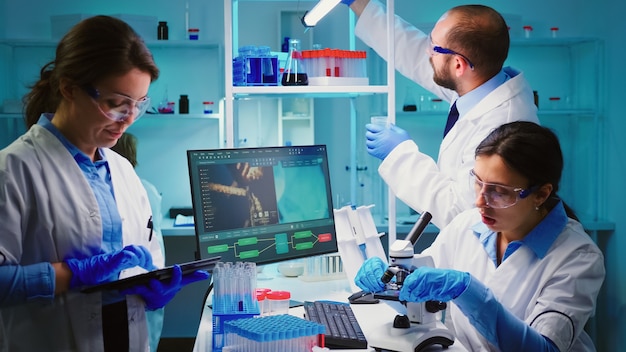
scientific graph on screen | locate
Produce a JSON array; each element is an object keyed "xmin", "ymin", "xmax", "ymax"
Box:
[{"xmin": 187, "ymin": 145, "xmax": 338, "ymax": 264}]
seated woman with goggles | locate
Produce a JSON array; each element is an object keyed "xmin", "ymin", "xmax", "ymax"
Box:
[{"xmin": 355, "ymin": 121, "xmax": 605, "ymax": 351}]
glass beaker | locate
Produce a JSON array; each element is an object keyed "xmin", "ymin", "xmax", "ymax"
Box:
[
  {"xmin": 281, "ymin": 39, "xmax": 308, "ymax": 86},
  {"xmin": 402, "ymin": 87, "xmax": 417, "ymax": 112}
]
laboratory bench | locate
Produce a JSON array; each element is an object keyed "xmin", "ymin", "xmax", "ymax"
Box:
[
  {"xmin": 158, "ymin": 215, "xmax": 439, "ymax": 341},
  {"xmin": 158, "ymin": 214, "xmax": 612, "ymax": 342},
  {"xmin": 191, "ymin": 261, "xmax": 468, "ymax": 352}
]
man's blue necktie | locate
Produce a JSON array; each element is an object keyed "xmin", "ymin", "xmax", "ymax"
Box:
[{"xmin": 443, "ymin": 101, "xmax": 459, "ymax": 138}]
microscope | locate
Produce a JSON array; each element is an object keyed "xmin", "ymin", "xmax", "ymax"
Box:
[{"xmin": 367, "ymin": 212, "xmax": 455, "ymax": 352}]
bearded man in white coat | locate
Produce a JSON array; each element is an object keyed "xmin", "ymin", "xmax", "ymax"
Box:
[{"xmin": 346, "ymin": 0, "xmax": 540, "ymax": 229}]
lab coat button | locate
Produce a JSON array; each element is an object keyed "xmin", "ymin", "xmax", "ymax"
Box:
[{"xmin": 89, "ymin": 210, "xmax": 97, "ymax": 217}]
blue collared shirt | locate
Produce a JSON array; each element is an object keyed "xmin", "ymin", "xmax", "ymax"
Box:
[
  {"xmin": 39, "ymin": 114, "xmax": 124, "ymax": 305},
  {"xmin": 454, "ymin": 69, "xmax": 511, "ymax": 119},
  {"xmin": 39, "ymin": 114, "xmax": 123, "ymax": 254},
  {"xmin": 470, "ymin": 200, "xmax": 567, "ymax": 267}
]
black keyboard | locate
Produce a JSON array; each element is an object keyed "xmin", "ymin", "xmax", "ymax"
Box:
[{"xmin": 304, "ymin": 300, "xmax": 368, "ymax": 349}]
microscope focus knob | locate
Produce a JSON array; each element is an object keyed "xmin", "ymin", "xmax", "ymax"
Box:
[
  {"xmin": 425, "ymin": 300, "xmax": 447, "ymax": 313},
  {"xmin": 392, "ymin": 314, "xmax": 411, "ymax": 329}
]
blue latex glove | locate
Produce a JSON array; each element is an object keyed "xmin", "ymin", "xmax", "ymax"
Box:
[
  {"xmin": 65, "ymin": 245, "xmax": 156, "ymax": 289},
  {"xmin": 340, "ymin": 0, "xmax": 356, "ymax": 5},
  {"xmin": 122, "ymin": 265, "xmax": 210, "ymax": 310},
  {"xmin": 354, "ymin": 256, "xmax": 387, "ymax": 293},
  {"xmin": 399, "ymin": 267, "xmax": 470, "ymax": 302},
  {"xmin": 365, "ymin": 123, "xmax": 411, "ymax": 160}
]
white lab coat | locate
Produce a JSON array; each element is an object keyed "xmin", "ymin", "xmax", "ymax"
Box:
[
  {"xmin": 140, "ymin": 179, "xmax": 165, "ymax": 352},
  {"xmin": 424, "ymin": 208, "xmax": 605, "ymax": 351},
  {"xmin": 0, "ymin": 124, "xmax": 164, "ymax": 352},
  {"xmin": 355, "ymin": 1, "xmax": 540, "ymax": 229}
]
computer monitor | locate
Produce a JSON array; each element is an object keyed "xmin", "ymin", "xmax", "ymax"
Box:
[{"xmin": 187, "ymin": 145, "xmax": 338, "ymax": 265}]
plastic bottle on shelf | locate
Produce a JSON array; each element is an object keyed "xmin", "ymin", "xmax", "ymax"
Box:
[
  {"xmin": 203, "ymin": 101, "xmax": 214, "ymax": 114},
  {"xmin": 179, "ymin": 95, "xmax": 189, "ymax": 114},
  {"xmin": 281, "ymin": 37, "xmax": 290, "ymax": 52},
  {"xmin": 550, "ymin": 27, "xmax": 559, "ymax": 38},
  {"xmin": 188, "ymin": 28, "xmax": 199, "ymax": 40},
  {"xmin": 157, "ymin": 21, "xmax": 168, "ymax": 40},
  {"xmin": 533, "ymin": 91, "xmax": 539, "ymax": 108},
  {"xmin": 430, "ymin": 97, "xmax": 444, "ymax": 111},
  {"xmin": 281, "ymin": 39, "xmax": 308, "ymax": 86},
  {"xmin": 549, "ymin": 96, "xmax": 561, "ymax": 110},
  {"xmin": 523, "ymin": 25, "xmax": 533, "ymax": 38}
]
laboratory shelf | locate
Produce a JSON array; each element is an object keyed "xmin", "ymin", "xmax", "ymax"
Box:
[
  {"xmin": 580, "ymin": 219, "xmax": 616, "ymax": 232},
  {"xmin": 510, "ymin": 37, "xmax": 600, "ymax": 47},
  {"xmin": 143, "ymin": 40, "xmax": 220, "ymax": 50},
  {"xmin": 0, "ymin": 39, "xmax": 57, "ymax": 48},
  {"xmin": 537, "ymin": 109, "xmax": 598, "ymax": 115},
  {"xmin": 0, "ymin": 113, "xmax": 22, "ymax": 120},
  {"xmin": 231, "ymin": 85, "xmax": 389, "ymax": 98},
  {"xmin": 144, "ymin": 113, "xmax": 221, "ymax": 119},
  {"xmin": 398, "ymin": 109, "xmax": 598, "ymax": 117},
  {"xmin": 0, "ymin": 38, "xmax": 220, "ymax": 50}
]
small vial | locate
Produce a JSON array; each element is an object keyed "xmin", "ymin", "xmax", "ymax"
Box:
[
  {"xmin": 523, "ymin": 25, "xmax": 533, "ymax": 38},
  {"xmin": 256, "ymin": 288, "xmax": 271, "ymax": 315},
  {"xmin": 549, "ymin": 97, "xmax": 561, "ymax": 110},
  {"xmin": 188, "ymin": 28, "xmax": 199, "ymax": 40},
  {"xmin": 179, "ymin": 95, "xmax": 189, "ymax": 114},
  {"xmin": 203, "ymin": 101, "xmax": 214, "ymax": 114},
  {"xmin": 550, "ymin": 27, "xmax": 559, "ymax": 38},
  {"xmin": 266, "ymin": 290, "xmax": 290, "ymax": 316},
  {"xmin": 157, "ymin": 21, "xmax": 168, "ymax": 40},
  {"xmin": 431, "ymin": 97, "xmax": 444, "ymax": 111}
]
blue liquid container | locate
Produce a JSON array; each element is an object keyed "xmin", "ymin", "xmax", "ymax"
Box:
[{"xmin": 233, "ymin": 46, "xmax": 278, "ymax": 86}]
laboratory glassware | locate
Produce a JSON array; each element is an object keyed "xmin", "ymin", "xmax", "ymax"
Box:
[{"xmin": 281, "ymin": 39, "xmax": 308, "ymax": 86}]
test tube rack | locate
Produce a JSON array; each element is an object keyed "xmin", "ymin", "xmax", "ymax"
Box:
[
  {"xmin": 299, "ymin": 253, "xmax": 347, "ymax": 282},
  {"xmin": 212, "ymin": 262, "xmax": 261, "ymax": 352},
  {"xmin": 223, "ymin": 314, "xmax": 325, "ymax": 352}
]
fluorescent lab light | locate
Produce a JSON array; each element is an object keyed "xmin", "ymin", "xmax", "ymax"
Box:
[{"xmin": 302, "ymin": 0, "xmax": 342, "ymax": 28}]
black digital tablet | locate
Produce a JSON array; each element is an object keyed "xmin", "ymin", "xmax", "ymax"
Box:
[{"xmin": 81, "ymin": 256, "xmax": 221, "ymax": 293}]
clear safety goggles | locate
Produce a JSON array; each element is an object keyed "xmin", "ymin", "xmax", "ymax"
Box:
[
  {"xmin": 469, "ymin": 169, "xmax": 537, "ymax": 208},
  {"xmin": 83, "ymin": 86, "xmax": 150, "ymax": 122},
  {"xmin": 428, "ymin": 34, "xmax": 475, "ymax": 70}
]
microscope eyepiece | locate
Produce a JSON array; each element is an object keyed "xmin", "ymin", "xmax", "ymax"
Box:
[
  {"xmin": 381, "ymin": 265, "xmax": 411, "ymax": 285},
  {"xmin": 381, "ymin": 269, "xmax": 396, "ymax": 284}
]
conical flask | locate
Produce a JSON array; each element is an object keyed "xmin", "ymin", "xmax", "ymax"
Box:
[{"xmin": 281, "ymin": 39, "xmax": 308, "ymax": 86}]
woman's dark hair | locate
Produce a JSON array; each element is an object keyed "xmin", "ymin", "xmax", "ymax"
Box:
[
  {"xmin": 23, "ymin": 15, "xmax": 160, "ymax": 128},
  {"xmin": 475, "ymin": 121, "xmax": 578, "ymax": 220},
  {"xmin": 110, "ymin": 132, "xmax": 138, "ymax": 168},
  {"xmin": 447, "ymin": 5, "xmax": 509, "ymax": 79}
]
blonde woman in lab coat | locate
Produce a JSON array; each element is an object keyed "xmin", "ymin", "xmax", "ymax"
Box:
[
  {"xmin": 356, "ymin": 122, "xmax": 605, "ymax": 351},
  {"xmin": 0, "ymin": 16, "xmax": 208, "ymax": 351},
  {"xmin": 344, "ymin": 0, "xmax": 539, "ymax": 229}
]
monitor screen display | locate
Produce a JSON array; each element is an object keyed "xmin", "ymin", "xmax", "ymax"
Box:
[{"xmin": 187, "ymin": 145, "xmax": 338, "ymax": 264}]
